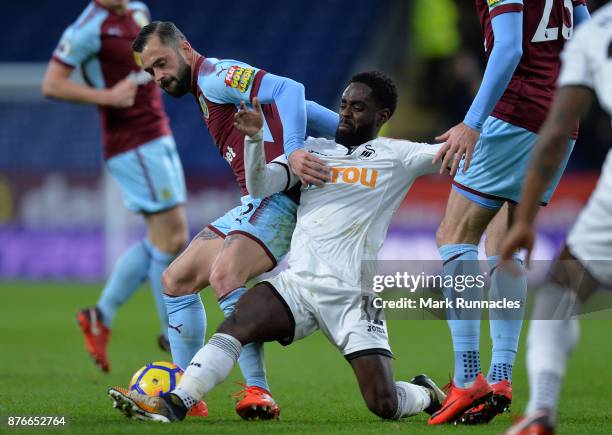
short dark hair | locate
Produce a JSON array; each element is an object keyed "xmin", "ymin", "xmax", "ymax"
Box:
[
  {"xmin": 132, "ymin": 21, "xmax": 186, "ymax": 53},
  {"xmin": 349, "ymin": 71, "xmax": 398, "ymax": 117}
]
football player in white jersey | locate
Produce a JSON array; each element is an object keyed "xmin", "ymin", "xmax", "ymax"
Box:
[
  {"xmin": 107, "ymin": 71, "xmax": 448, "ymax": 423},
  {"xmin": 500, "ymin": 4, "xmax": 612, "ymax": 434}
]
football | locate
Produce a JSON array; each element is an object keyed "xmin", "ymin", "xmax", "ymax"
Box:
[{"xmin": 129, "ymin": 361, "xmax": 183, "ymax": 397}]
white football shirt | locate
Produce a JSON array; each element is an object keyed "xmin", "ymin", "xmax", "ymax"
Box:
[
  {"xmin": 558, "ymin": 2, "xmax": 612, "ymax": 120},
  {"xmin": 246, "ymin": 134, "xmax": 442, "ymax": 289}
]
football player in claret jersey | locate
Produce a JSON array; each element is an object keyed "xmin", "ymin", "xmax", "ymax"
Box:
[
  {"xmin": 501, "ymin": 5, "xmax": 612, "ymax": 434},
  {"xmin": 107, "ymin": 71, "xmax": 449, "ymax": 424},
  {"xmin": 42, "ymin": 0, "xmax": 191, "ymax": 379},
  {"xmin": 428, "ymin": 0, "xmax": 590, "ymax": 424},
  {"xmin": 130, "ymin": 21, "xmax": 339, "ymax": 419}
]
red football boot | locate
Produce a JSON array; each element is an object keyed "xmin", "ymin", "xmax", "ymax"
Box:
[
  {"xmin": 428, "ymin": 373, "xmax": 493, "ymax": 425},
  {"xmin": 233, "ymin": 385, "xmax": 280, "ymax": 420},
  {"xmin": 76, "ymin": 307, "xmax": 110, "ymax": 372},
  {"xmin": 187, "ymin": 400, "xmax": 209, "ymax": 417},
  {"xmin": 461, "ymin": 379, "xmax": 512, "ymax": 424},
  {"xmin": 504, "ymin": 410, "xmax": 555, "ymax": 435}
]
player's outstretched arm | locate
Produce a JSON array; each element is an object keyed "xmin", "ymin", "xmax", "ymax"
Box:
[
  {"xmin": 306, "ymin": 100, "xmax": 339, "ymax": 139},
  {"xmin": 433, "ymin": 10, "xmax": 523, "ymax": 176},
  {"xmin": 298, "ymin": 101, "xmax": 338, "ymax": 185},
  {"xmin": 236, "ymin": 98, "xmax": 299, "ymax": 198},
  {"xmin": 42, "ymin": 59, "xmax": 138, "ymax": 108},
  {"xmin": 257, "ymin": 74, "xmax": 330, "ymax": 187},
  {"xmin": 500, "ymin": 86, "xmax": 594, "ymax": 264}
]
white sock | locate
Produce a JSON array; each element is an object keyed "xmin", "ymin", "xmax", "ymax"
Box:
[
  {"xmin": 174, "ymin": 333, "xmax": 242, "ymax": 405},
  {"xmin": 525, "ymin": 285, "xmax": 581, "ymax": 421},
  {"xmin": 393, "ymin": 381, "xmax": 431, "ymax": 419}
]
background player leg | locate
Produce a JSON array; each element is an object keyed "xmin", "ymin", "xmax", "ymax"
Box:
[
  {"xmin": 170, "ymin": 282, "xmax": 293, "ymax": 419},
  {"xmin": 162, "ymin": 227, "xmax": 224, "ymax": 370},
  {"xmin": 78, "ymin": 205, "xmax": 187, "ymax": 372},
  {"xmin": 486, "ymin": 206, "xmax": 525, "ymax": 398},
  {"xmin": 144, "ymin": 205, "xmax": 189, "ymax": 349},
  {"xmin": 461, "ymin": 204, "xmax": 527, "ymax": 424},
  {"xmin": 430, "ymin": 188, "xmax": 497, "ymax": 424},
  {"xmin": 522, "ymin": 248, "xmax": 596, "ymax": 428},
  {"xmin": 209, "ymin": 234, "xmax": 276, "ymax": 393},
  {"xmin": 81, "ymin": 239, "xmax": 150, "ymax": 372},
  {"xmin": 437, "ymin": 189, "xmax": 497, "ymax": 387},
  {"xmin": 349, "ymin": 354, "xmax": 433, "ymax": 419}
]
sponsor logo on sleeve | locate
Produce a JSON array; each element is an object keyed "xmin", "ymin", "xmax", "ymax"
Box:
[
  {"xmin": 224, "ymin": 65, "xmax": 255, "ymax": 93},
  {"xmin": 487, "ymin": 0, "xmax": 503, "ymax": 7}
]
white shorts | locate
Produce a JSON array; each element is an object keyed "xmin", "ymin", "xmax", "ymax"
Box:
[
  {"xmin": 566, "ymin": 149, "xmax": 612, "ymax": 286},
  {"xmin": 263, "ymin": 271, "xmax": 393, "ymax": 359}
]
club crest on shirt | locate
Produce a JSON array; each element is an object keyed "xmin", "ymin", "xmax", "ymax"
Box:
[
  {"xmin": 224, "ymin": 65, "xmax": 255, "ymax": 93},
  {"xmin": 357, "ymin": 144, "xmax": 377, "ymax": 161},
  {"xmin": 133, "ymin": 51, "xmax": 143, "ymax": 68},
  {"xmin": 198, "ymin": 93, "xmax": 209, "ymax": 119}
]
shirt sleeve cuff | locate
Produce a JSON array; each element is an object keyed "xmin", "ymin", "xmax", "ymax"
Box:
[
  {"xmin": 284, "ymin": 141, "xmax": 303, "ymax": 158},
  {"xmin": 463, "ymin": 115, "xmax": 483, "ymax": 133}
]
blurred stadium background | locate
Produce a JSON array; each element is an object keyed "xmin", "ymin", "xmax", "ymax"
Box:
[{"xmin": 0, "ymin": 0, "xmax": 610, "ymax": 282}]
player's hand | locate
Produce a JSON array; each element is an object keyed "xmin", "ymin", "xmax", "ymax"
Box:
[
  {"xmin": 234, "ymin": 98, "xmax": 264, "ymax": 137},
  {"xmin": 105, "ymin": 77, "xmax": 138, "ymax": 108},
  {"xmin": 500, "ymin": 220, "xmax": 535, "ymax": 268},
  {"xmin": 432, "ymin": 122, "xmax": 480, "ymax": 176},
  {"xmin": 288, "ymin": 148, "xmax": 330, "ymax": 187}
]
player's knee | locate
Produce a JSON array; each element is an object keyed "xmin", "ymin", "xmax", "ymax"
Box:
[
  {"xmin": 364, "ymin": 391, "xmax": 397, "ymax": 420},
  {"xmin": 435, "ymin": 222, "xmax": 451, "ymax": 247},
  {"xmin": 209, "ymin": 263, "xmax": 241, "ymax": 297},
  {"xmin": 162, "ymin": 266, "xmax": 195, "ymax": 297}
]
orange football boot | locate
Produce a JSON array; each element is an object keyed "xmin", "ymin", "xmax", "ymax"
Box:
[
  {"xmin": 428, "ymin": 373, "xmax": 493, "ymax": 425},
  {"xmin": 461, "ymin": 379, "xmax": 512, "ymax": 424},
  {"xmin": 504, "ymin": 410, "xmax": 555, "ymax": 435},
  {"xmin": 233, "ymin": 385, "xmax": 280, "ymax": 420},
  {"xmin": 187, "ymin": 400, "xmax": 209, "ymax": 417},
  {"xmin": 77, "ymin": 307, "xmax": 110, "ymax": 372}
]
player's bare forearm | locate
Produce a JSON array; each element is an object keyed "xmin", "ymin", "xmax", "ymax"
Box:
[
  {"xmin": 42, "ymin": 77, "xmax": 110, "ymax": 106},
  {"xmin": 516, "ymin": 86, "xmax": 594, "ymax": 225},
  {"xmin": 42, "ymin": 60, "xmax": 137, "ymax": 107}
]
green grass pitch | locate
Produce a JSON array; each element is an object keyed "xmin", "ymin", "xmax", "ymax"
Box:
[{"xmin": 1, "ymin": 282, "xmax": 610, "ymax": 434}]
